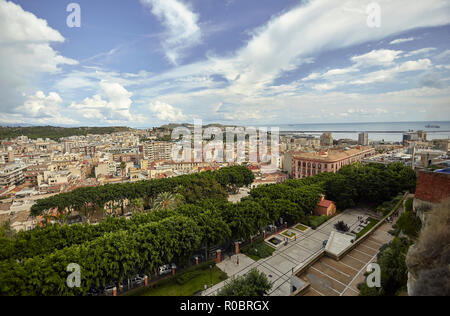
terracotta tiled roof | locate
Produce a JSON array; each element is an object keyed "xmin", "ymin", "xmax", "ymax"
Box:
[
  {"xmin": 293, "ymin": 146, "xmax": 373, "ymax": 162},
  {"xmin": 318, "ymin": 199, "xmax": 333, "ymax": 208}
]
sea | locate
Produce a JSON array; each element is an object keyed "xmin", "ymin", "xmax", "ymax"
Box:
[{"xmin": 274, "ymin": 121, "xmax": 450, "ymax": 143}]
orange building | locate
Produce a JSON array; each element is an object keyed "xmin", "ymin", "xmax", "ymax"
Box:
[
  {"xmin": 291, "ymin": 146, "xmax": 375, "ymax": 179},
  {"xmin": 315, "ymin": 195, "xmax": 337, "ymax": 217}
]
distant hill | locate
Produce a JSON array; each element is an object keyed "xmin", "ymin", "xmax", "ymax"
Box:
[
  {"xmin": 0, "ymin": 126, "xmax": 131, "ymax": 141},
  {"xmin": 159, "ymin": 123, "xmax": 239, "ymax": 130}
]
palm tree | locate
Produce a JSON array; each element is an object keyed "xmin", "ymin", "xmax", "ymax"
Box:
[
  {"xmin": 152, "ymin": 192, "xmax": 184, "ymax": 211},
  {"xmin": 130, "ymin": 198, "xmax": 144, "ymax": 213},
  {"xmin": 120, "ymin": 161, "xmax": 127, "ymax": 179}
]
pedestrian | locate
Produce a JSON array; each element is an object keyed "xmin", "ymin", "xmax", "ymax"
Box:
[
  {"xmin": 204, "ymin": 284, "xmax": 207, "ymax": 291},
  {"xmin": 237, "ymin": 256, "xmax": 239, "ymax": 265}
]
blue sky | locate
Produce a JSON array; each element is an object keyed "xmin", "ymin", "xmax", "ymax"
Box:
[{"xmin": 0, "ymin": 0, "xmax": 449, "ymax": 127}]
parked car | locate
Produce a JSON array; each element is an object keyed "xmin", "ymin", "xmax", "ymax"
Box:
[
  {"xmin": 130, "ymin": 274, "xmax": 145, "ymax": 286},
  {"xmin": 159, "ymin": 264, "xmax": 175, "ymax": 276},
  {"xmin": 104, "ymin": 284, "xmax": 116, "ymax": 295}
]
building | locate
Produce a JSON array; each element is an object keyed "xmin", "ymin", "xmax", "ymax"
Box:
[
  {"xmin": 315, "ymin": 195, "xmax": 337, "ymax": 216},
  {"xmin": 250, "ymin": 171, "xmax": 288, "ymax": 189},
  {"xmin": 140, "ymin": 159, "xmax": 149, "ymax": 170},
  {"xmin": 320, "ymin": 133, "xmax": 333, "ymax": 147},
  {"xmin": 0, "ymin": 163, "xmax": 26, "ymax": 187},
  {"xmin": 419, "ymin": 150, "xmax": 445, "ymax": 168},
  {"xmin": 432, "ymin": 139, "xmax": 450, "ymax": 153},
  {"xmin": 146, "ymin": 141, "xmax": 173, "ymax": 162},
  {"xmin": 358, "ymin": 132, "xmax": 369, "ymax": 146},
  {"xmin": 0, "ymin": 152, "xmax": 14, "ymax": 165},
  {"xmin": 417, "ymin": 130, "xmax": 427, "ymax": 142},
  {"xmin": 95, "ymin": 163, "xmax": 109, "ymax": 178},
  {"xmin": 403, "ymin": 130, "xmax": 427, "ymax": 145},
  {"xmin": 289, "ymin": 146, "xmax": 375, "ymax": 179}
]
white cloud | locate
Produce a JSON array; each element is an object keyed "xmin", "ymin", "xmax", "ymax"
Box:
[
  {"xmin": 0, "ymin": 0, "xmax": 77, "ymax": 119},
  {"xmin": 20, "ymin": 91, "xmax": 62, "ymax": 118},
  {"xmin": 146, "ymin": 0, "xmax": 450, "ymax": 99},
  {"xmin": 14, "ymin": 91, "xmax": 78, "ymax": 125},
  {"xmin": 216, "ymin": 0, "xmax": 450, "ymax": 94},
  {"xmin": 313, "ymin": 83, "xmax": 336, "ymax": 91},
  {"xmin": 140, "ymin": 0, "xmax": 202, "ymax": 65},
  {"xmin": 0, "ymin": 1, "xmax": 78, "ymax": 72},
  {"xmin": 322, "ymin": 68, "xmax": 358, "ymax": 78},
  {"xmin": 351, "ymin": 49, "xmax": 403, "ymax": 67},
  {"xmin": 301, "ymin": 73, "xmax": 321, "ymax": 81},
  {"xmin": 398, "ymin": 59, "xmax": 432, "ymax": 72},
  {"xmin": 390, "ymin": 37, "xmax": 415, "ymax": 45},
  {"xmin": 351, "ymin": 59, "xmax": 432, "ymax": 85},
  {"xmin": 436, "ymin": 49, "xmax": 450, "ymax": 60},
  {"xmin": 149, "ymin": 100, "xmax": 187, "ymax": 121},
  {"xmin": 70, "ymin": 81, "xmax": 136, "ymax": 122},
  {"xmin": 403, "ymin": 47, "xmax": 437, "ymax": 58},
  {"xmin": 222, "ymin": 110, "xmax": 263, "ymax": 121}
]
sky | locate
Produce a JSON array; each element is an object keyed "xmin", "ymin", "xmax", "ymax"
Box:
[{"xmin": 0, "ymin": 0, "xmax": 450, "ymax": 128}]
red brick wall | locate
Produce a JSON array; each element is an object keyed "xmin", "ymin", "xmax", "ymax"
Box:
[{"xmin": 415, "ymin": 171, "xmax": 450, "ymax": 204}]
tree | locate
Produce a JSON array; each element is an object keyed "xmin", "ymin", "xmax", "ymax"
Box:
[
  {"xmin": 120, "ymin": 162, "xmax": 127, "ymax": 178},
  {"xmin": 152, "ymin": 192, "xmax": 184, "ymax": 211},
  {"xmin": 358, "ymin": 282, "xmax": 381, "ymax": 296},
  {"xmin": 359, "ymin": 237, "xmax": 411, "ymax": 297},
  {"xmin": 130, "ymin": 198, "xmax": 144, "ymax": 214},
  {"xmin": 217, "ymin": 268, "xmax": 272, "ymax": 296},
  {"xmin": 395, "ymin": 211, "xmax": 421, "ymax": 239},
  {"xmin": 334, "ymin": 221, "xmax": 350, "ymax": 232},
  {"xmin": 377, "ymin": 237, "xmax": 410, "ymax": 296},
  {"xmin": 325, "ymin": 173, "xmax": 357, "ymax": 210},
  {"xmin": 0, "ymin": 221, "xmax": 15, "ymax": 239}
]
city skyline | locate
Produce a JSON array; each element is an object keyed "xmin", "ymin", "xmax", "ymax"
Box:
[{"xmin": 0, "ymin": 0, "xmax": 450, "ymax": 127}]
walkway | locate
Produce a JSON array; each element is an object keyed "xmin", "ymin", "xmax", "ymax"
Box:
[
  {"xmin": 203, "ymin": 207, "xmax": 373, "ymax": 296},
  {"xmin": 298, "ymin": 214, "xmax": 398, "ymax": 296}
]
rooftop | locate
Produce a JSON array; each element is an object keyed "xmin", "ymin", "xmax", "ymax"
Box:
[
  {"xmin": 318, "ymin": 199, "xmax": 333, "ymax": 208},
  {"xmin": 325, "ymin": 231, "xmax": 355, "ymax": 258},
  {"xmin": 292, "ymin": 146, "xmax": 373, "ymax": 162}
]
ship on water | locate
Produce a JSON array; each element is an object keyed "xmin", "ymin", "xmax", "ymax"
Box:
[{"xmin": 425, "ymin": 124, "xmax": 440, "ymax": 128}]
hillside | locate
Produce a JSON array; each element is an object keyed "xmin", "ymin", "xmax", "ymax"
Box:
[{"xmin": 0, "ymin": 126, "xmax": 131, "ymax": 141}]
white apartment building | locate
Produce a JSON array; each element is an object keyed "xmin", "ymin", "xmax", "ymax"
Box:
[
  {"xmin": 358, "ymin": 132, "xmax": 369, "ymax": 146},
  {"xmin": 146, "ymin": 141, "xmax": 173, "ymax": 162},
  {"xmin": 0, "ymin": 163, "xmax": 26, "ymax": 187}
]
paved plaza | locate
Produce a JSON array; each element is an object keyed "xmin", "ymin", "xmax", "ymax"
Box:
[
  {"xmin": 299, "ymin": 219, "xmax": 396, "ymax": 296},
  {"xmin": 203, "ymin": 207, "xmax": 374, "ymax": 296}
]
